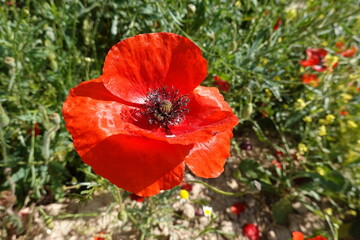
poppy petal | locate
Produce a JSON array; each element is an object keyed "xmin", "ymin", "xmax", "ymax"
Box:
[
  {"xmin": 307, "ymin": 48, "xmax": 327, "ymax": 58},
  {"xmin": 62, "ymin": 78, "xmax": 136, "ymax": 157},
  {"xmin": 130, "ymin": 86, "xmax": 238, "ymax": 146},
  {"xmin": 300, "ymin": 59, "xmax": 318, "ymax": 67},
  {"xmin": 292, "ymin": 231, "xmax": 304, "ymax": 240},
  {"xmin": 82, "ymin": 134, "xmax": 192, "ymax": 197},
  {"xmin": 185, "ymin": 130, "xmax": 233, "ymax": 178},
  {"xmin": 102, "ymin": 32, "xmax": 207, "ymax": 104}
]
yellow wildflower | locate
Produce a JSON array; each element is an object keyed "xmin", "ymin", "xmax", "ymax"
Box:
[
  {"xmin": 319, "ymin": 119, "xmax": 326, "ymax": 125},
  {"xmin": 316, "ymin": 167, "xmax": 326, "ymax": 176},
  {"xmin": 179, "ymin": 189, "xmax": 189, "ymax": 200},
  {"xmin": 274, "ymin": 76, "xmax": 281, "ymax": 81},
  {"xmin": 286, "ymin": 8, "xmax": 297, "ymax": 20},
  {"xmin": 318, "ymin": 125, "xmax": 327, "ymax": 136},
  {"xmin": 260, "ymin": 58, "xmax": 268, "ymax": 65},
  {"xmin": 303, "ymin": 116, "xmax": 312, "ymax": 123},
  {"xmin": 324, "ymin": 55, "xmax": 338, "ymax": 71},
  {"xmin": 265, "ymin": 88, "xmax": 272, "ymax": 97},
  {"xmin": 347, "ymin": 120, "xmax": 358, "ymax": 129},
  {"xmin": 324, "ymin": 208, "xmax": 333, "ymax": 216},
  {"xmin": 298, "ymin": 143, "xmax": 308, "ymax": 155},
  {"xmin": 341, "ymin": 93, "xmax": 352, "ymax": 103},
  {"xmin": 294, "ymin": 99, "xmax": 306, "ymax": 111},
  {"xmin": 325, "ymin": 114, "xmax": 336, "ymax": 124}
]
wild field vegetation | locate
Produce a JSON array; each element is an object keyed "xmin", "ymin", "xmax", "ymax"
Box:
[{"xmin": 0, "ymin": 0, "xmax": 359, "ymax": 239}]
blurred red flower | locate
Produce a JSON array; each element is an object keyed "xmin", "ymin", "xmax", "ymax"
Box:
[
  {"xmin": 214, "ymin": 75, "xmax": 230, "ymax": 92},
  {"xmin": 301, "ymin": 73, "xmax": 319, "ymax": 87},
  {"xmin": 63, "ymin": 33, "xmax": 238, "ymax": 197},
  {"xmin": 271, "ymin": 160, "xmax": 282, "ymax": 169},
  {"xmin": 130, "ymin": 193, "xmax": 145, "ymax": 202},
  {"xmin": 340, "ymin": 110, "xmax": 348, "ymax": 116},
  {"xmin": 276, "ymin": 150, "xmax": 284, "ymax": 156},
  {"xmin": 230, "ymin": 202, "xmax": 247, "ymax": 215},
  {"xmin": 300, "ymin": 48, "xmax": 328, "ymax": 72},
  {"xmin": 242, "ymin": 223, "xmax": 260, "ymax": 240},
  {"xmin": 180, "ymin": 182, "xmax": 193, "ymax": 192},
  {"xmin": 335, "ymin": 41, "xmax": 344, "ymax": 50},
  {"xmin": 93, "ymin": 231, "xmax": 107, "ymax": 240},
  {"xmin": 341, "ymin": 46, "xmax": 357, "ymax": 58},
  {"xmin": 273, "ymin": 18, "xmax": 282, "ymax": 30},
  {"xmin": 27, "ymin": 123, "xmax": 42, "ymax": 136},
  {"xmin": 336, "ymin": 42, "xmax": 357, "ymax": 58},
  {"xmin": 292, "ymin": 231, "xmax": 304, "ymax": 240}
]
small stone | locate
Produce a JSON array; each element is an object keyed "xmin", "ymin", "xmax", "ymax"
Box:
[
  {"xmin": 183, "ymin": 203, "xmax": 195, "ymax": 219},
  {"xmin": 268, "ymin": 225, "xmax": 291, "ymax": 240},
  {"xmin": 292, "ymin": 202, "xmax": 308, "ymax": 214}
]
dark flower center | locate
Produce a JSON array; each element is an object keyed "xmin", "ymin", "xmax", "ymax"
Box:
[{"xmin": 142, "ymin": 86, "xmax": 190, "ymax": 131}]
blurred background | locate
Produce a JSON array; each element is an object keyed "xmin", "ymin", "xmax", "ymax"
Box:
[{"xmin": 0, "ymin": 0, "xmax": 359, "ymax": 239}]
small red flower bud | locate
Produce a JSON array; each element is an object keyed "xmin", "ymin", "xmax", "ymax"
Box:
[
  {"xmin": 180, "ymin": 182, "xmax": 193, "ymax": 192},
  {"xmin": 213, "ymin": 75, "xmax": 230, "ymax": 92},
  {"xmin": 242, "ymin": 224, "xmax": 260, "ymax": 240},
  {"xmin": 230, "ymin": 202, "xmax": 247, "ymax": 215},
  {"xmin": 273, "ymin": 18, "xmax": 282, "ymax": 30}
]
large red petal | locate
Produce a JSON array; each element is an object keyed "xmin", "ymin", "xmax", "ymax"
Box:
[
  {"xmin": 82, "ymin": 134, "xmax": 192, "ymax": 197},
  {"xmin": 62, "ymin": 78, "xmax": 135, "ymax": 157},
  {"xmin": 102, "ymin": 33, "xmax": 207, "ymax": 104},
  {"xmin": 129, "ymin": 86, "xmax": 239, "ymax": 145},
  {"xmin": 185, "ymin": 130, "xmax": 233, "ymax": 178}
]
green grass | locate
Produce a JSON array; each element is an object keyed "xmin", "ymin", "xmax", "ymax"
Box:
[{"xmin": 1, "ymin": 0, "xmax": 359, "ymax": 239}]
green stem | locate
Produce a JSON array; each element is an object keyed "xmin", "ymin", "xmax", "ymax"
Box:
[
  {"xmin": 116, "ymin": 188, "xmax": 124, "ymax": 213},
  {"xmin": 186, "ymin": 180, "xmax": 245, "ymax": 196}
]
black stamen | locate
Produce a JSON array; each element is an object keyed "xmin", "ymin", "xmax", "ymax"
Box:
[{"xmin": 142, "ymin": 86, "xmax": 190, "ymax": 131}]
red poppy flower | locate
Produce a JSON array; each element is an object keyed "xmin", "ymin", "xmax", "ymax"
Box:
[
  {"xmin": 214, "ymin": 75, "xmax": 230, "ymax": 92},
  {"xmin": 273, "ymin": 18, "xmax": 282, "ymax": 30},
  {"xmin": 292, "ymin": 231, "xmax": 304, "ymax": 240},
  {"xmin": 180, "ymin": 182, "xmax": 193, "ymax": 192},
  {"xmin": 308, "ymin": 236, "xmax": 327, "ymax": 240},
  {"xmin": 230, "ymin": 202, "xmax": 247, "ymax": 215},
  {"xmin": 300, "ymin": 48, "xmax": 328, "ymax": 72},
  {"xmin": 242, "ymin": 224, "xmax": 260, "ymax": 240},
  {"xmin": 130, "ymin": 193, "xmax": 145, "ymax": 202},
  {"xmin": 340, "ymin": 46, "xmax": 357, "ymax": 58},
  {"xmin": 62, "ymin": 33, "xmax": 238, "ymax": 197},
  {"xmin": 301, "ymin": 73, "xmax": 319, "ymax": 87}
]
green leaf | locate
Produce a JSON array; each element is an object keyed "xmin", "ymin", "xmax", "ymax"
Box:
[{"xmin": 272, "ymin": 198, "xmax": 293, "ymax": 225}]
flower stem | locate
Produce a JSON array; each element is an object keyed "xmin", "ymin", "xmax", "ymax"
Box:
[
  {"xmin": 186, "ymin": 180, "xmax": 245, "ymax": 196},
  {"xmin": 116, "ymin": 188, "xmax": 124, "ymax": 213}
]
